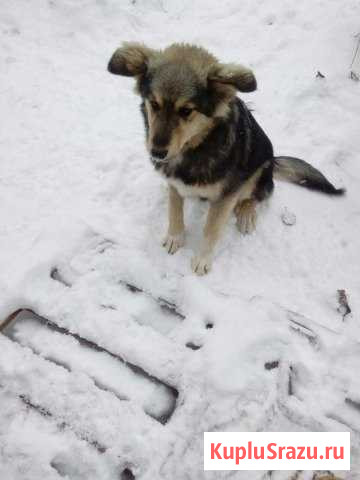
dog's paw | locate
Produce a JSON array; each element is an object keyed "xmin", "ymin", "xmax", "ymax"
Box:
[
  {"xmin": 191, "ymin": 255, "xmax": 212, "ymax": 276},
  {"xmin": 235, "ymin": 199, "xmax": 257, "ymax": 235},
  {"xmin": 162, "ymin": 232, "xmax": 185, "ymax": 255}
]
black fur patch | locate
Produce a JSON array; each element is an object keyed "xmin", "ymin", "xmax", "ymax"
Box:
[
  {"xmin": 253, "ymin": 162, "xmax": 274, "ymax": 201},
  {"xmin": 138, "ymin": 73, "xmax": 153, "ymax": 97},
  {"xmin": 192, "ymin": 86, "xmax": 218, "ymax": 117}
]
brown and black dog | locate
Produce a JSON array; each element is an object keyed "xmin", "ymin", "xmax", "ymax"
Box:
[{"xmin": 108, "ymin": 43, "xmax": 344, "ymax": 275}]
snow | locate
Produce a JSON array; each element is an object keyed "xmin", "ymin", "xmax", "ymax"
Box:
[{"xmin": 1, "ymin": 0, "xmax": 360, "ymax": 479}]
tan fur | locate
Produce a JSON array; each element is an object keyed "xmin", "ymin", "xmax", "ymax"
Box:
[
  {"xmin": 184, "ymin": 118, "xmax": 216, "ymax": 150},
  {"xmin": 144, "ymin": 100, "xmax": 156, "ymax": 151},
  {"xmin": 232, "ymin": 165, "xmax": 267, "ymax": 233},
  {"xmin": 167, "ymin": 186, "xmax": 184, "ymax": 236},
  {"xmin": 144, "ymin": 100, "xmax": 154, "ymax": 125},
  {"xmin": 201, "ymin": 194, "xmax": 239, "ymax": 257},
  {"xmin": 152, "ymin": 92, "xmax": 164, "ymax": 107},
  {"xmin": 192, "ymin": 193, "xmax": 238, "ymax": 275},
  {"xmin": 172, "ymin": 112, "xmax": 214, "ymax": 155},
  {"xmin": 213, "ymin": 100, "xmax": 231, "ymax": 119},
  {"xmin": 234, "ymin": 198, "xmax": 257, "ymax": 234},
  {"xmin": 162, "ymin": 186, "xmax": 185, "ymax": 254}
]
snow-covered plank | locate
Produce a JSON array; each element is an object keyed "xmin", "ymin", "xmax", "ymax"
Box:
[
  {"xmin": 0, "ymin": 334, "xmax": 174, "ymax": 474},
  {"xmin": 4, "ymin": 309, "xmax": 178, "ymax": 424}
]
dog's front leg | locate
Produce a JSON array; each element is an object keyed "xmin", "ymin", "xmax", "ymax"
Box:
[
  {"xmin": 163, "ymin": 185, "xmax": 185, "ymax": 254},
  {"xmin": 191, "ymin": 194, "xmax": 238, "ymax": 275}
]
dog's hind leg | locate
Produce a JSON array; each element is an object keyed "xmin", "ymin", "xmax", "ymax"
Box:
[
  {"xmin": 163, "ymin": 186, "xmax": 185, "ymax": 254},
  {"xmin": 235, "ymin": 160, "xmax": 274, "ymax": 234},
  {"xmin": 234, "ymin": 198, "xmax": 257, "ymax": 234}
]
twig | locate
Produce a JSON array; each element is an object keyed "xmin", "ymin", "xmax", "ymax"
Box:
[
  {"xmin": 337, "ymin": 289, "xmax": 351, "ymax": 321},
  {"xmin": 350, "ymin": 33, "xmax": 360, "ymax": 69},
  {"xmin": 350, "ymin": 33, "xmax": 360, "ymax": 81}
]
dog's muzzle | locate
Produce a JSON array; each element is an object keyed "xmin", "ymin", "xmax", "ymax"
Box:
[{"xmin": 151, "ymin": 156, "xmax": 168, "ymax": 168}]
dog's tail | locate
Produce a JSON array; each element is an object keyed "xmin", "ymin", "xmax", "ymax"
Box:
[{"xmin": 273, "ymin": 156, "xmax": 345, "ymax": 196}]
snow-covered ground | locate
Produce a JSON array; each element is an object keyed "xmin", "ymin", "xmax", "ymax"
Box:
[{"xmin": 1, "ymin": 1, "xmax": 360, "ymax": 479}]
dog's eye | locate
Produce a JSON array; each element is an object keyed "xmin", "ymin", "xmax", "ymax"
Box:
[
  {"xmin": 178, "ymin": 107, "xmax": 193, "ymax": 119},
  {"xmin": 150, "ymin": 100, "xmax": 160, "ymax": 111}
]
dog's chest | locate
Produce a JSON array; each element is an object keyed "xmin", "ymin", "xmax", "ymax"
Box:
[
  {"xmin": 154, "ymin": 154, "xmax": 224, "ymax": 201},
  {"xmin": 166, "ymin": 177, "xmax": 222, "ymax": 201}
]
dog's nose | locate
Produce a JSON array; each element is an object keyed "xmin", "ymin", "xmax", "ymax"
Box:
[{"xmin": 151, "ymin": 148, "xmax": 168, "ymax": 160}]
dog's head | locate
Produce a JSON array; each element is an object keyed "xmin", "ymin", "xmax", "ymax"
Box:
[{"xmin": 108, "ymin": 43, "xmax": 256, "ymax": 161}]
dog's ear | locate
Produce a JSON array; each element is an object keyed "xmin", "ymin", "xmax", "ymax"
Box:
[
  {"xmin": 108, "ymin": 42, "xmax": 156, "ymax": 77},
  {"xmin": 208, "ymin": 63, "xmax": 257, "ymax": 93}
]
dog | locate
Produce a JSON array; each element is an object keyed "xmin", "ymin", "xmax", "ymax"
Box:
[{"xmin": 108, "ymin": 43, "xmax": 344, "ymax": 275}]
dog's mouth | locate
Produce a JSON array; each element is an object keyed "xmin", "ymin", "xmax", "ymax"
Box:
[{"xmin": 150, "ymin": 155, "xmax": 169, "ymax": 167}]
